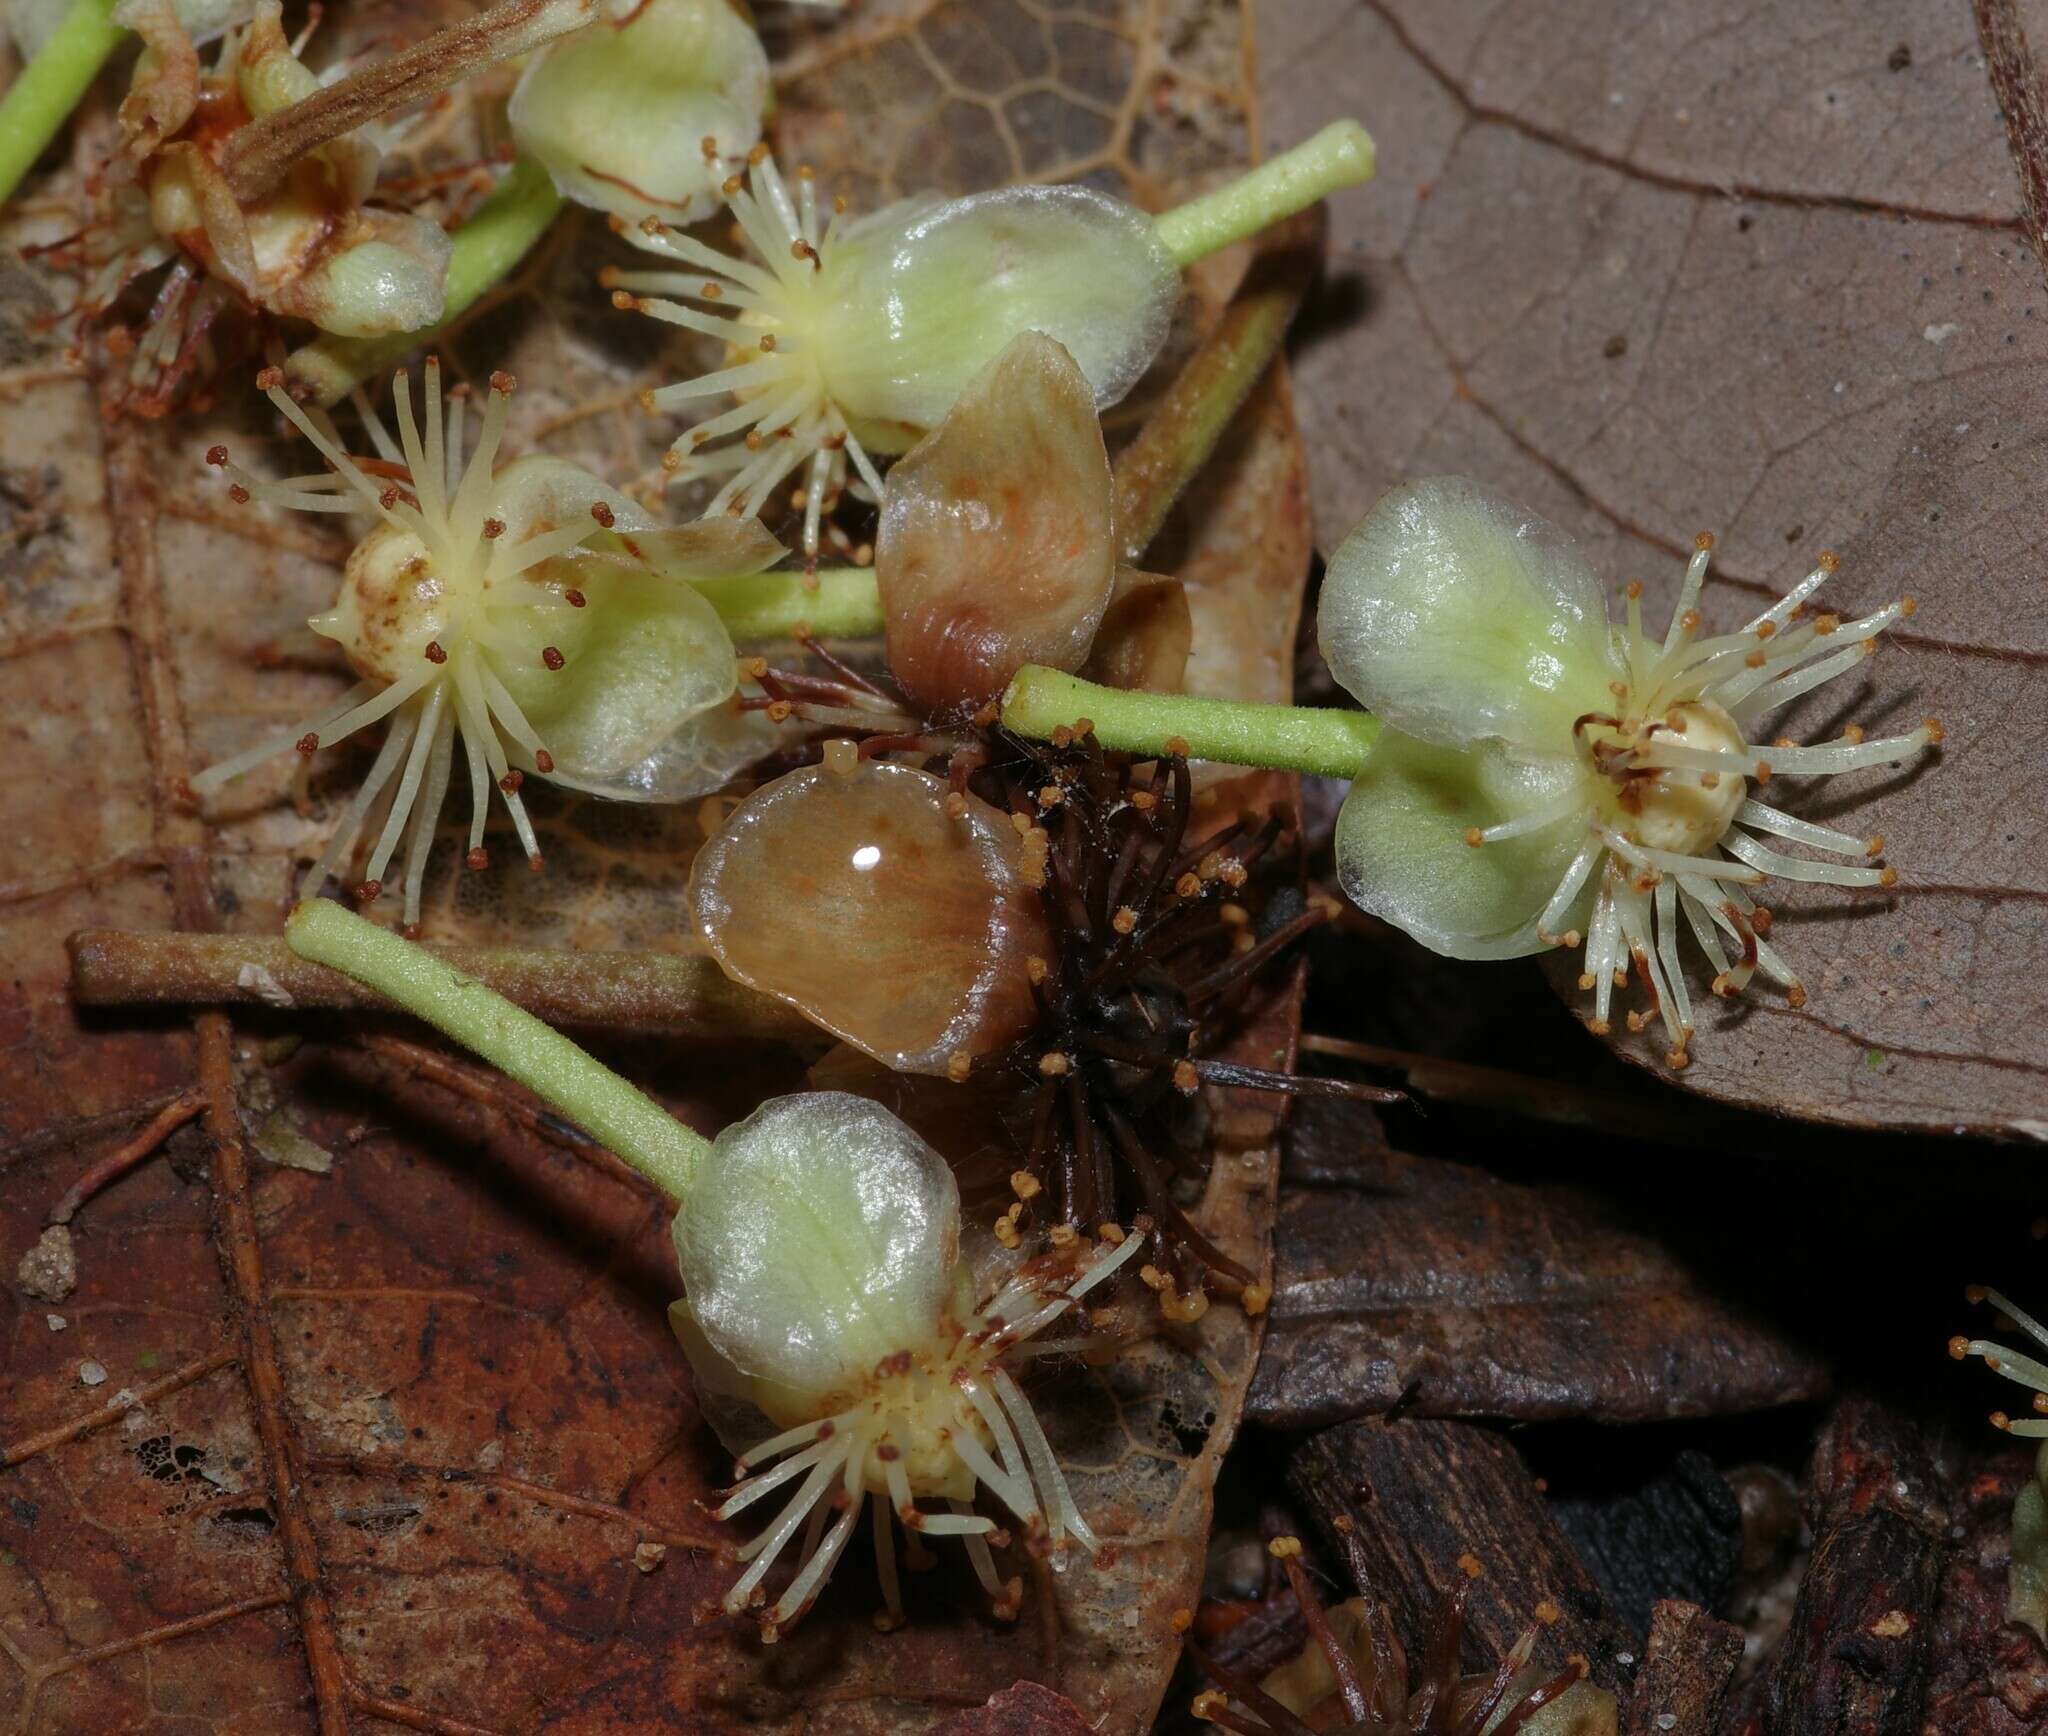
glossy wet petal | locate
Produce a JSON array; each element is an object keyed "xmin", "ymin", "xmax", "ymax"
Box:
[
  {"xmin": 1334, "ymin": 728, "xmax": 1592, "ymax": 960},
  {"xmin": 688, "ymin": 760, "xmax": 1053, "ymax": 1074},
  {"xmin": 877, "ymin": 331, "xmax": 1116, "ymax": 721},
  {"xmin": 544, "ymin": 695, "xmax": 794, "ymax": 804},
  {"xmin": 1319, "ymin": 475, "xmax": 1618, "ymax": 752}
]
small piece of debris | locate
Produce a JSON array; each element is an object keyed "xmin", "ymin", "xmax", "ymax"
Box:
[
  {"xmin": 45, "ymin": 1314, "xmax": 66, "ymax": 1332},
  {"xmin": 475, "ymin": 1439, "xmax": 505, "ymax": 1471},
  {"xmin": 249, "ymin": 1107, "xmax": 334, "ymax": 1175},
  {"xmin": 18, "ymin": 1224, "xmax": 77, "ymax": 1303},
  {"xmin": 1871, "ymin": 1608, "xmax": 1912, "ymax": 1638},
  {"xmin": 233, "ymin": 962, "xmax": 296, "ymax": 1008},
  {"xmin": 634, "ymin": 1541, "xmax": 667, "ymax": 1573},
  {"xmin": 78, "ymin": 1361, "xmax": 107, "ymax": 1387},
  {"xmin": 1923, "ymin": 322, "xmax": 1961, "ymax": 345}
]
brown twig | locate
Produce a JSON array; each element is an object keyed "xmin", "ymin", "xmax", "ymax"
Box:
[
  {"xmin": 218, "ymin": 0, "xmax": 596, "ymax": 205},
  {"xmin": 106, "ymin": 393, "xmax": 355, "ymax": 1736},
  {"xmin": 1974, "ymin": 0, "xmax": 2048, "ymax": 284},
  {"xmin": 1111, "ymin": 204, "xmax": 1325, "ymax": 562},
  {"xmin": 46, "ymin": 1088, "xmax": 205, "ymax": 1224},
  {"xmin": 68, "ymin": 928, "xmax": 817, "ymax": 1045}
]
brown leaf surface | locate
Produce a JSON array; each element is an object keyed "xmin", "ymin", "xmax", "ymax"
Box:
[
  {"xmin": 1, "ymin": 3, "xmax": 1311, "ymax": 1731},
  {"xmin": 1261, "ymin": 0, "xmax": 2048, "ymax": 1132},
  {"xmin": 1246, "ymin": 1100, "xmax": 1829, "ymax": 1431}
]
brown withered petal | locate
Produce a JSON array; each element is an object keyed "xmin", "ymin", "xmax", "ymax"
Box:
[
  {"xmin": 1080, "ymin": 565, "xmax": 1192, "ymax": 693},
  {"xmin": 876, "ymin": 330, "xmax": 1116, "ymax": 722},
  {"xmin": 687, "ymin": 760, "xmax": 1053, "ymax": 1076}
]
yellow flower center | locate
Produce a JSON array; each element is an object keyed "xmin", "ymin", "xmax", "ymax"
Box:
[{"xmin": 1583, "ymin": 698, "xmax": 1747, "ymax": 857}]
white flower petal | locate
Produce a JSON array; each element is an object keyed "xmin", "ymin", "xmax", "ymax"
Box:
[
  {"xmin": 1334, "ymin": 728, "xmax": 1592, "ymax": 959},
  {"xmin": 673, "ymin": 1092, "xmax": 960, "ymax": 1402},
  {"xmin": 1318, "ymin": 476, "xmax": 1618, "ymax": 752}
]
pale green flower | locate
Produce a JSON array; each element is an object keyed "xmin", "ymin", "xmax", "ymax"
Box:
[
  {"xmin": 1322, "ymin": 477, "xmax": 1939, "ymax": 1064},
  {"xmin": 605, "ymin": 121, "xmax": 1375, "ymax": 554},
  {"xmin": 194, "ymin": 360, "xmax": 782, "ymax": 925},
  {"xmin": 285, "ymin": 900, "xmax": 1144, "ymax": 1641},
  {"xmin": 671, "ymin": 1090, "xmax": 1141, "ymax": 1636}
]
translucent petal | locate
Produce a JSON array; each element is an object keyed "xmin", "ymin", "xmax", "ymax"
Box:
[
  {"xmin": 1334, "ymin": 728, "xmax": 1593, "ymax": 959},
  {"xmin": 481, "ymin": 457, "xmax": 741, "ymax": 780},
  {"xmin": 599, "ymin": 517, "xmax": 786, "ymax": 582},
  {"xmin": 672, "ymin": 1091, "xmax": 960, "ymax": 1403},
  {"xmin": 689, "ymin": 760, "xmax": 1053, "ymax": 1074},
  {"xmin": 876, "ymin": 332, "xmax": 1116, "ymax": 721},
  {"xmin": 812, "ymin": 185, "xmax": 1180, "ymax": 447},
  {"xmin": 499, "ymin": 571, "xmax": 738, "ymax": 779},
  {"xmin": 508, "ymin": 0, "xmax": 768, "ymax": 224},
  {"xmin": 284, "ymin": 210, "xmax": 451, "ymax": 338},
  {"xmin": 540, "ymin": 698, "xmax": 788, "ymax": 804},
  {"xmin": 1080, "ymin": 567, "xmax": 1192, "ymax": 694},
  {"xmin": 1318, "ymin": 476, "xmax": 1618, "ymax": 752}
]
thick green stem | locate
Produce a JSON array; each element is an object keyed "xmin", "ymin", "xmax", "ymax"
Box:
[
  {"xmin": 284, "ymin": 154, "xmax": 564, "ymax": 405},
  {"xmin": 694, "ymin": 567, "xmax": 882, "ymax": 642},
  {"xmin": 286, "ymin": 899, "xmax": 705, "ymax": 1204},
  {"xmin": 0, "ymin": 0, "xmax": 123, "ymax": 208},
  {"xmin": 1002, "ymin": 664, "xmax": 1380, "ymax": 779},
  {"xmin": 1153, "ymin": 119, "xmax": 1374, "ymax": 269}
]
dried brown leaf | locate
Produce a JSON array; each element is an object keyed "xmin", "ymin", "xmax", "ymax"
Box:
[{"xmin": 1247, "ymin": 1101, "xmax": 1829, "ymax": 1431}]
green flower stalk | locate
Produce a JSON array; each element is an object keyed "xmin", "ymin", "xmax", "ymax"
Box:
[
  {"xmin": 1004, "ymin": 476, "xmax": 1941, "ymax": 1066},
  {"xmin": 285, "ymin": 898, "xmax": 1143, "ymax": 1638},
  {"xmin": 0, "ymin": 0, "xmax": 123, "ymax": 207},
  {"xmin": 608, "ymin": 119, "xmax": 1375, "ymax": 554}
]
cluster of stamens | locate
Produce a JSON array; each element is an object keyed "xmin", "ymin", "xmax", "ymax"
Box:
[
  {"xmin": 192, "ymin": 362, "xmax": 593, "ymax": 927},
  {"xmin": 715, "ymin": 1222, "xmax": 1144, "ymax": 1638},
  {"xmin": 1465, "ymin": 534, "xmax": 1940, "ymax": 1067},
  {"xmin": 1951, "ymin": 1286, "xmax": 2048, "ymax": 1437},
  {"xmin": 602, "ymin": 142, "xmax": 882, "ymax": 556}
]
